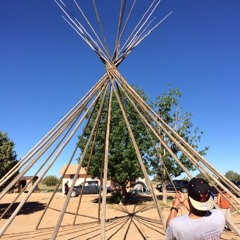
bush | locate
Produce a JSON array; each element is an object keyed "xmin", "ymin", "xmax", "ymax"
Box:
[
  {"xmin": 42, "ymin": 175, "xmax": 59, "ymax": 186},
  {"xmin": 107, "ymin": 190, "xmax": 122, "ymax": 204}
]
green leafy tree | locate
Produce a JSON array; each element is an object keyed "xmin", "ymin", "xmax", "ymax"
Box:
[
  {"xmin": 0, "ymin": 131, "xmax": 18, "ymax": 191},
  {"xmin": 225, "ymin": 170, "xmax": 240, "ymax": 181},
  {"xmin": 42, "ymin": 175, "xmax": 59, "ymax": 186},
  {"xmin": 195, "ymin": 172, "xmax": 206, "ymax": 179},
  {"xmin": 151, "ymin": 86, "xmax": 209, "ymax": 202},
  {"xmin": 78, "ymin": 86, "xmax": 152, "ymax": 199},
  {"xmin": 78, "ymin": 85, "xmax": 208, "ymax": 203}
]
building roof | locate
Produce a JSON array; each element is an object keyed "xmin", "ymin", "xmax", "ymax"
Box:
[
  {"xmin": 21, "ymin": 176, "xmax": 39, "ymax": 180},
  {"xmin": 59, "ymin": 164, "xmax": 88, "ymax": 175}
]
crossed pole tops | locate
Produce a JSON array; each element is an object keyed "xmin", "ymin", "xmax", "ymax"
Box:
[{"xmin": 55, "ymin": 0, "xmax": 172, "ymax": 75}]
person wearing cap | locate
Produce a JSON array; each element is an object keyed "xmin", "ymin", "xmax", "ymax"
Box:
[{"xmin": 166, "ymin": 177, "xmax": 225, "ymax": 240}]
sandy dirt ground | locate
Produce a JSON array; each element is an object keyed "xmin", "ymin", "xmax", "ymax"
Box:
[{"xmin": 0, "ymin": 192, "xmax": 239, "ymax": 240}]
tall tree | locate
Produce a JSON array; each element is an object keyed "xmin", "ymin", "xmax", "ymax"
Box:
[
  {"xmin": 78, "ymin": 86, "xmax": 152, "ymax": 198},
  {"xmin": 151, "ymin": 86, "xmax": 209, "ymax": 202},
  {"xmin": 78, "ymin": 85, "xmax": 208, "ymax": 203},
  {"xmin": 0, "ymin": 131, "xmax": 18, "ymax": 191},
  {"xmin": 225, "ymin": 170, "xmax": 240, "ymax": 181}
]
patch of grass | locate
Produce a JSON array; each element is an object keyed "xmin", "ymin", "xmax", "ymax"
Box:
[{"xmin": 38, "ymin": 183, "xmax": 62, "ymax": 193}]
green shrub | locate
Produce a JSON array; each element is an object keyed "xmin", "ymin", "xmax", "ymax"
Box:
[
  {"xmin": 42, "ymin": 175, "xmax": 59, "ymax": 186},
  {"xmin": 107, "ymin": 190, "xmax": 122, "ymax": 204}
]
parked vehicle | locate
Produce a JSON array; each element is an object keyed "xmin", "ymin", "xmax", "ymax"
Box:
[
  {"xmin": 156, "ymin": 180, "xmax": 189, "ymax": 193},
  {"xmin": 71, "ymin": 180, "xmax": 99, "ymax": 197},
  {"xmin": 232, "ymin": 180, "xmax": 240, "ymax": 189},
  {"xmin": 101, "ymin": 184, "xmax": 112, "ymax": 193},
  {"xmin": 210, "ymin": 180, "xmax": 240, "ymax": 196},
  {"xmin": 230, "ymin": 180, "xmax": 240, "ymax": 197},
  {"xmin": 130, "ymin": 181, "xmax": 150, "ymax": 195}
]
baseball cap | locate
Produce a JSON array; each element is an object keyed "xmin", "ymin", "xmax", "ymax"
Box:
[{"xmin": 188, "ymin": 177, "xmax": 214, "ymax": 211}]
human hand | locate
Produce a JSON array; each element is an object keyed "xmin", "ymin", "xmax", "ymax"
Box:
[
  {"xmin": 179, "ymin": 192, "xmax": 187, "ymax": 204},
  {"xmin": 172, "ymin": 193, "xmax": 181, "ymax": 208}
]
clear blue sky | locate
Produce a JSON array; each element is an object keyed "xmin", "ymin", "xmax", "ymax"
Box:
[{"xmin": 1, "ymin": 1, "xmax": 239, "ymax": 178}]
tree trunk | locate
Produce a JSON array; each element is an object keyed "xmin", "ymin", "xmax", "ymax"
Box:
[
  {"xmin": 122, "ymin": 185, "xmax": 128, "ymax": 197},
  {"xmin": 162, "ymin": 182, "xmax": 167, "ymax": 204},
  {"xmin": 119, "ymin": 184, "xmax": 128, "ymax": 205}
]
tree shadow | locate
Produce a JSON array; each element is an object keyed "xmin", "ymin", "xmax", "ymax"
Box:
[
  {"xmin": 156, "ymin": 195, "xmax": 175, "ymax": 201},
  {"xmin": 0, "ymin": 201, "xmax": 46, "ymax": 219},
  {"xmin": 91, "ymin": 194, "xmax": 175, "ymax": 205},
  {"xmin": 0, "ymin": 196, "xmax": 167, "ymax": 239}
]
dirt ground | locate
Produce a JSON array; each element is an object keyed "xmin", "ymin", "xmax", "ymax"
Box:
[{"xmin": 0, "ymin": 192, "xmax": 239, "ymax": 240}]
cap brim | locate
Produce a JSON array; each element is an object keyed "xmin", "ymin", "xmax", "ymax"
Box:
[{"xmin": 189, "ymin": 196, "xmax": 214, "ymax": 211}]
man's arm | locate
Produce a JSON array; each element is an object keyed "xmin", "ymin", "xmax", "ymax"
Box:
[
  {"xmin": 179, "ymin": 192, "xmax": 190, "ymax": 211},
  {"xmin": 166, "ymin": 194, "xmax": 181, "ymax": 228}
]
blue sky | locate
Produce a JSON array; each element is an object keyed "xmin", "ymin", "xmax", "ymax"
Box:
[{"xmin": 0, "ymin": 0, "xmax": 239, "ymax": 178}]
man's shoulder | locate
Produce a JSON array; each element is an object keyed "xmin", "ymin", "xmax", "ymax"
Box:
[
  {"xmin": 210, "ymin": 209, "xmax": 225, "ymax": 218},
  {"xmin": 205, "ymin": 209, "xmax": 225, "ymax": 226},
  {"xmin": 211, "ymin": 209, "xmax": 224, "ymax": 215},
  {"xmin": 169, "ymin": 214, "xmax": 189, "ymax": 226},
  {"xmin": 170, "ymin": 209, "xmax": 224, "ymax": 226}
]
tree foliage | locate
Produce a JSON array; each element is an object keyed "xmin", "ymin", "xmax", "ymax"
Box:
[
  {"xmin": 42, "ymin": 175, "xmax": 60, "ymax": 186},
  {"xmin": 151, "ymin": 86, "xmax": 209, "ymax": 182},
  {"xmin": 78, "ymin": 85, "xmax": 208, "ymax": 202},
  {"xmin": 225, "ymin": 170, "xmax": 240, "ymax": 181},
  {"xmin": 148, "ymin": 86, "xmax": 209, "ymax": 203},
  {"xmin": 195, "ymin": 172, "xmax": 206, "ymax": 179},
  {"xmin": 0, "ymin": 131, "xmax": 18, "ymax": 191},
  {"xmin": 78, "ymin": 86, "xmax": 152, "ymax": 195}
]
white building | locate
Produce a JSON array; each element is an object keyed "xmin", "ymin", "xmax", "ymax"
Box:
[{"xmin": 59, "ymin": 164, "xmax": 99, "ymax": 194}]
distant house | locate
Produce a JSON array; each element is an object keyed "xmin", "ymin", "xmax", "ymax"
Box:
[
  {"xmin": 59, "ymin": 164, "xmax": 145, "ymax": 194},
  {"xmin": 59, "ymin": 164, "xmax": 99, "ymax": 194},
  {"xmin": 13, "ymin": 176, "xmax": 39, "ymax": 193}
]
